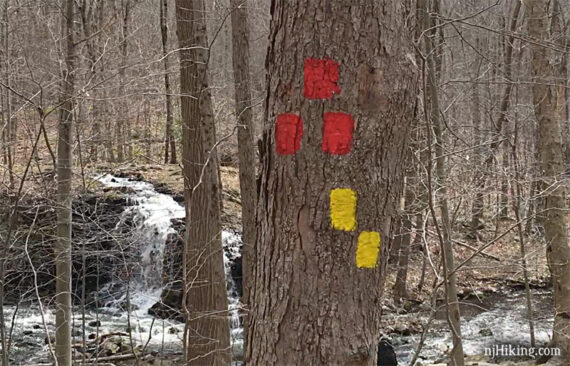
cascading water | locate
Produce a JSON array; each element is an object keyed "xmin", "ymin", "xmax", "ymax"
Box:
[
  {"xmin": 96, "ymin": 174, "xmax": 186, "ymax": 312},
  {"xmin": 96, "ymin": 174, "xmax": 244, "ymax": 357}
]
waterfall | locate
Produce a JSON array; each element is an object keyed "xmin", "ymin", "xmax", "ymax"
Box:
[
  {"xmin": 97, "ymin": 174, "xmax": 185, "ymax": 313},
  {"xmin": 97, "ymin": 174, "xmax": 244, "ymax": 357}
]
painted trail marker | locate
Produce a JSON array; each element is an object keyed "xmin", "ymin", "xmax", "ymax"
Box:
[
  {"xmin": 275, "ymin": 113, "xmax": 303, "ymax": 155},
  {"xmin": 275, "ymin": 57, "xmax": 381, "ymax": 268},
  {"xmin": 356, "ymin": 231, "xmax": 381, "ymax": 268},
  {"xmin": 303, "ymin": 58, "xmax": 341, "ymax": 100},
  {"xmin": 322, "ymin": 112, "xmax": 354, "ymax": 155},
  {"xmin": 330, "ymin": 188, "xmax": 357, "ymax": 232}
]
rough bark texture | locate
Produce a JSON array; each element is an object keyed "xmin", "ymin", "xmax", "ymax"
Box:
[
  {"xmin": 526, "ymin": 0, "xmax": 570, "ymax": 357},
  {"xmin": 55, "ymin": 0, "xmax": 75, "ymax": 364},
  {"xmin": 175, "ymin": 0, "xmax": 231, "ymax": 364},
  {"xmin": 161, "ymin": 0, "xmax": 176, "ymax": 164},
  {"xmin": 245, "ymin": 1, "xmax": 418, "ymax": 365},
  {"xmin": 230, "ymin": 0, "xmax": 257, "ymax": 326}
]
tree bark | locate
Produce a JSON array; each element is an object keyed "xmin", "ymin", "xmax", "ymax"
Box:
[
  {"xmin": 161, "ymin": 0, "xmax": 176, "ymax": 164},
  {"xmin": 245, "ymin": 1, "xmax": 418, "ymax": 364},
  {"xmin": 229, "ymin": 0, "xmax": 257, "ymax": 333},
  {"xmin": 525, "ymin": 0, "xmax": 570, "ymax": 357},
  {"xmin": 55, "ymin": 0, "xmax": 76, "ymax": 364},
  {"xmin": 175, "ymin": 0, "xmax": 231, "ymax": 364}
]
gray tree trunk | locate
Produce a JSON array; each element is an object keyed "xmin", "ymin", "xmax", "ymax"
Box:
[{"xmin": 55, "ymin": 0, "xmax": 76, "ymax": 364}]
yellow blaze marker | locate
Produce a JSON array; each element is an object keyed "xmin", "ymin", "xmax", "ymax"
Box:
[
  {"xmin": 330, "ymin": 188, "xmax": 357, "ymax": 231},
  {"xmin": 356, "ymin": 231, "xmax": 381, "ymax": 268}
]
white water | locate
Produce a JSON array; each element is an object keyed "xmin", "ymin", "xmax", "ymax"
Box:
[
  {"xmin": 96, "ymin": 174, "xmax": 186, "ymax": 314},
  {"xmin": 95, "ymin": 174, "xmax": 244, "ymax": 357},
  {"xmin": 5, "ymin": 174, "xmax": 244, "ymax": 364}
]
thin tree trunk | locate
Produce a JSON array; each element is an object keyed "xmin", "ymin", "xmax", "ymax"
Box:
[
  {"xmin": 246, "ymin": 1, "xmax": 418, "ymax": 364},
  {"xmin": 175, "ymin": 0, "xmax": 231, "ymax": 364},
  {"xmin": 525, "ymin": 0, "xmax": 570, "ymax": 356},
  {"xmin": 469, "ymin": 68, "xmax": 483, "ymax": 240},
  {"xmin": 419, "ymin": 0, "xmax": 464, "ymax": 364},
  {"xmin": 80, "ymin": 0, "xmax": 104, "ymax": 163},
  {"xmin": 393, "ymin": 185, "xmax": 414, "ymax": 301},
  {"xmin": 0, "ymin": 3, "xmax": 11, "ymax": 357},
  {"xmin": 55, "ymin": 0, "xmax": 76, "ymax": 364},
  {"xmin": 161, "ymin": 0, "xmax": 176, "ymax": 164},
  {"xmin": 116, "ymin": 0, "xmax": 130, "ymax": 163}
]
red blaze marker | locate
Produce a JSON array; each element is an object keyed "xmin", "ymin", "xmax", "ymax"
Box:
[
  {"xmin": 275, "ymin": 113, "xmax": 303, "ymax": 155},
  {"xmin": 303, "ymin": 58, "xmax": 341, "ymax": 100},
  {"xmin": 322, "ymin": 112, "xmax": 354, "ymax": 155}
]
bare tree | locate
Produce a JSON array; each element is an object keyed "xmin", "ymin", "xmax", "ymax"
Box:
[
  {"xmin": 526, "ymin": 0, "xmax": 570, "ymax": 357},
  {"xmin": 161, "ymin": 0, "xmax": 176, "ymax": 164},
  {"xmin": 54, "ymin": 0, "xmax": 76, "ymax": 363},
  {"xmin": 419, "ymin": 0, "xmax": 464, "ymax": 364},
  {"xmin": 175, "ymin": 0, "xmax": 231, "ymax": 364}
]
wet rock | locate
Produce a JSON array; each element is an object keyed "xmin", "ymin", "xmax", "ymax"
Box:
[
  {"xmin": 393, "ymin": 324, "xmax": 411, "ymax": 336},
  {"xmin": 88, "ymin": 320, "xmax": 101, "ymax": 327},
  {"xmin": 148, "ymin": 288, "xmax": 183, "ymax": 321},
  {"xmin": 377, "ymin": 338, "xmax": 397, "ymax": 366},
  {"xmin": 230, "ymin": 255, "xmax": 243, "ymax": 298},
  {"xmin": 72, "ymin": 329, "xmax": 83, "ymax": 337},
  {"xmin": 22, "ymin": 330, "xmax": 33, "ymax": 336}
]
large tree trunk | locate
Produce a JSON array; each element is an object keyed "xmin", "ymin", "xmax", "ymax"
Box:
[
  {"xmin": 175, "ymin": 0, "xmax": 231, "ymax": 364},
  {"xmin": 161, "ymin": 0, "xmax": 176, "ymax": 164},
  {"xmin": 55, "ymin": 0, "xmax": 76, "ymax": 364},
  {"xmin": 229, "ymin": 0, "xmax": 256, "ymax": 326},
  {"xmin": 525, "ymin": 0, "xmax": 570, "ymax": 357},
  {"xmin": 245, "ymin": 1, "xmax": 418, "ymax": 364}
]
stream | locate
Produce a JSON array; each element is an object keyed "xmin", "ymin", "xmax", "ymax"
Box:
[
  {"xmin": 391, "ymin": 289, "xmax": 554, "ymax": 364},
  {"xmin": 2, "ymin": 175, "xmax": 555, "ymax": 365}
]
